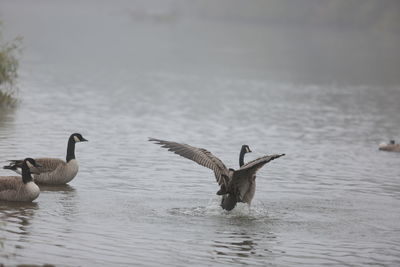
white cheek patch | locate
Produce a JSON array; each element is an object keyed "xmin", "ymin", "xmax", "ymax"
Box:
[
  {"xmin": 246, "ymin": 147, "xmax": 250, "ymax": 153},
  {"xmin": 74, "ymin": 136, "xmax": 80, "ymax": 142},
  {"xmin": 26, "ymin": 161, "xmax": 34, "ymax": 169}
]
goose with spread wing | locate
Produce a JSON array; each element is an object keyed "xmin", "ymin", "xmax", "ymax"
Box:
[{"xmin": 149, "ymin": 138, "xmax": 284, "ymax": 211}]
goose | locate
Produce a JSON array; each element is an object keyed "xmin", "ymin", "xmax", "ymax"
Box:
[
  {"xmin": 0, "ymin": 158, "xmax": 41, "ymax": 202},
  {"xmin": 379, "ymin": 140, "xmax": 400, "ymax": 152},
  {"xmin": 149, "ymin": 138, "xmax": 284, "ymax": 211},
  {"xmin": 3, "ymin": 133, "xmax": 88, "ymax": 184}
]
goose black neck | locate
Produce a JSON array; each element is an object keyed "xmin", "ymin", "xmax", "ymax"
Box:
[
  {"xmin": 66, "ymin": 137, "xmax": 76, "ymax": 162},
  {"xmin": 239, "ymin": 149, "xmax": 246, "ymax": 167},
  {"xmin": 21, "ymin": 165, "xmax": 33, "ymax": 184}
]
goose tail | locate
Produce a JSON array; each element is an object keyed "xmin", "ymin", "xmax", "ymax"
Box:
[{"xmin": 3, "ymin": 162, "xmax": 22, "ymax": 174}]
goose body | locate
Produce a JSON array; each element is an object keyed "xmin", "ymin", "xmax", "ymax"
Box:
[
  {"xmin": 379, "ymin": 140, "xmax": 400, "ymax": 152},
  {"xmin": 3, "ymin": 133, "xmax": 87, "ymax": 185},
  {"xmin": 0, "ymin": 158, "xmax": 41, "ymax": 202},
  {"xmin": 31, "ymin": 158, "xmax": 79, "ymax": 184},
  {"xmin": 149, "ymin": 138, "xmax": 284, "ymax": 211}
]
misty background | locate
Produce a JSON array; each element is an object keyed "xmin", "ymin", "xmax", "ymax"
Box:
[
  {"xmin": 0, "ymin": 0, "xmax": 399, "ymax": 87},
  {"xmin": 1, "ymin": 1, "xmax": 400, "ymax": 266}
]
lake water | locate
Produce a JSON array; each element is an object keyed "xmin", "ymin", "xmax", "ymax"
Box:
[{"xmin": 1, "ymin": 1, "xmax": 400, "ymax": 266}]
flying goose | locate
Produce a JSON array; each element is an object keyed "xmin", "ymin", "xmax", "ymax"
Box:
[
  {"xmin": 149, "ymin": 138, "xmax": 284, "ymax": 211},
  {"xmin": 0, "ymin": 158, "xmax": 41, "ymax": 202},
  {"xmin": 379, "ymin": 140, "xmax": 400, "ymax": 152},
  {"xmin": 3, "ymin": 133, "xmax": 88, "ymax": 184}
]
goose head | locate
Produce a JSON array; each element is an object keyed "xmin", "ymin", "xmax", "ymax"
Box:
[
  {"xmin": 71, "ymin": 133, "xmax": 88, "ymax": 143},
  {"xmin": 23, "ymin": 158, "xmax": 42, "ymax": 175},
  {"xmin": 241, "ymin": 145, "xmax": 252, "ymax": 154},
  {"xmin": 390, "ymin": 140, "xmax": 395, "ymax": 145}
]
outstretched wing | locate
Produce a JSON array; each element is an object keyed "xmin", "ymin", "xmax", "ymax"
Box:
[
  {"xmin": 235, "ymin": 154, "xmax": 285, "ymax": 177},
  {"xmin": 230, "ymin": 154, "xmax": 285, "ymax": 201},
  {"xmin": 149, "ymin": 138, "xmax": 230, "ymax": 187}
]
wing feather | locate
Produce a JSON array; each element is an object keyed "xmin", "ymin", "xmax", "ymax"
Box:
[
  {"xmin": 235, "ymin": 154, "xmax": 285, "ymax": 176},
  {"xmin": 229, "ymin": 154, "xmax": 284, "ymax": 200},
  {"xmin": 0, "ymin": 176, "xmax": 20, "ymax": 191},
  {"xmin": 149, "ymin": 138, "xmax": 230, "ymax": 187},
  {"xmin": 34, "ymin": 158, "xmax": 66, "ymax": 173},
  {"xmin": 5, "ymin": 158, "xmax": 65, "ymax": 173}
]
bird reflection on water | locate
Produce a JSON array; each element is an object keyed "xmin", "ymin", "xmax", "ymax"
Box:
[
  {"xmin": 211, "ymin": 230, "xmax": 277, "ymax": 264},
  {"xmin": 0, "ymin": 201, "xmax": 38, "ymax": 254},
  {"xmin": 213, "ymin": 233, "xmax": 258, "ymax": 257},
  {"xmin": 38, "ymin": 184, "xmax": 76, "ymax": 193}
]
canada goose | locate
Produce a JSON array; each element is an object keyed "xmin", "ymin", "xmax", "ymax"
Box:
[
  {"xmin": 149, "ymin": 138, "xmax": 284, "ymax": 211},
  {"xmin": 0, "ymin": 158, "xmax": 41, "ymax": 202},
  {"xmin": 379, "ymin": 140, "xmax": 400, "ymax": 152},
  {"xmin": 3, "ymin": 133, "xmax": 88, "ymax": 184}
]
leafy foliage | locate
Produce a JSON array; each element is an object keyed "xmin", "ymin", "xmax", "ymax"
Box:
[{"xmin": 0, "ymin": 22, "xmax": 21, "ymax": 107}]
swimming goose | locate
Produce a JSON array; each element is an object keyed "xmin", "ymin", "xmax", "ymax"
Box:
[
  {"xmin": 3, "ymin": 133, "xmax": 88, "ymax": 184},
  {"xmin": 379, "ymin": 140, "xmax": 400, "ymax": 152},
  {"xmin": 149, "ymin": 138, "xmax": 284, "ymax": 211},
  {"xmin": 0, "ymin": 158, "xmax": 41, "ymax": 202}
]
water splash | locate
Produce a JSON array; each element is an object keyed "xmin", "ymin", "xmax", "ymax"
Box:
[{"xmin": 167, "ymin": 197, "xmax": 270, "ymax": 221}]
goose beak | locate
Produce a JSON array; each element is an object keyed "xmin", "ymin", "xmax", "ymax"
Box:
[
  {"xmin": 35, "ymin": 163, "xmax": 43, "ymax": 168},
  {"xmin": 81, "ymin": 137, "xmax": 88, "ymax": 142}
]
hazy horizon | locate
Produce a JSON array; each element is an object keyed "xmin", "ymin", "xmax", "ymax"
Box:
[{"xmin": 1, "ymin": 0, "xmax": 399, "ymax": 86}]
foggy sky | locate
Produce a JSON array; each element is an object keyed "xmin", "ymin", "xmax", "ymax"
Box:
[
  {"xmin": 0, "ymin": 0, "xmax": 399, "ymax": 86},
  {"xmin": 188, "ymin": 0, "xmax": 400, "ymax": 85}
]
